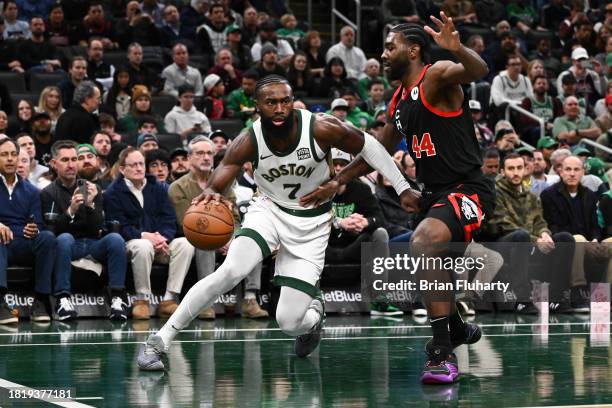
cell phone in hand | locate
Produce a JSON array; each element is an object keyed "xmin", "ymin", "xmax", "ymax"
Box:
[
  {"xmin": 77, "ymin": 179, "xmax": 88, "ymax": 205},
  {"xmin": 28, "ymin": 214, "xmax": 35, "ymax": 224}
]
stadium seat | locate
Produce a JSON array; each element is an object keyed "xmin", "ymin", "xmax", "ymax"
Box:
[
  {"xmin": 29, "ymin": 71, "xmax": 68, "ymax": 93},
  {"xmin": 11, "ymin": 93, "xmax": 39, "ymax": 113},
  {"xmin": 458, "ymin": 25, "xmax": 495, "ymax": 45},
  {"xmin": 156, "ymin": 133, "xmax": 183, "ymax": 152},
  {"xmin": 103, "ymin": 51, "xmax": 128, "ymax": 69},
  {"xmin": 151, "ymin": 95, "xmax": 177, "ymax": 116},
  {"xmin": 209, "ymin": 119, "xmax": 244, "ymax": 139},
  {"xmin": 0, "ymin": 72, "xmax": 26, "ymax": 92}
]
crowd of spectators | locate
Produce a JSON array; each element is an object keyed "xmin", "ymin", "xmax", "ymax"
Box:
[{"xmin": 0, "ymin": 0, "xmax": 610, "ymax": 323}]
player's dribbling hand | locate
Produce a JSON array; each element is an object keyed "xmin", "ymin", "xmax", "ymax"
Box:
[
  {"xmin": 300, "ymin": 180, "xmax": 339, "ymax": 208},
  {"xmin": 424, "ymin": 11, "xmax": 461, "ymax": 52},
  {"xmin": 192, "ymin": 190, "xmax": 234, "ymax": 210},
  {"xmin": 399, "ymin": 189, "xmax": 421, "ymax": 213}
]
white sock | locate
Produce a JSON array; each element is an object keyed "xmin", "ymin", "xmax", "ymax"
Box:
[
  {"xmin": 244, "ymin": 290, "xmax": 256, "ymax": 300},
  {"xmin": 137, "ymin": 293, "xmax": 147, "ymax": 301},
  {"xmin": 157, "ymin": 237, "xmax": 263, "ymax": 347},
  {"xmin": 163, "ymin": 291, "xmax": 176, "ymax": 301}
]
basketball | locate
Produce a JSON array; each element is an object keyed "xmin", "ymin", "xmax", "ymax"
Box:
[{"xmin": 183, "ymin": 201, "xmax": 234, "ymax": 250}]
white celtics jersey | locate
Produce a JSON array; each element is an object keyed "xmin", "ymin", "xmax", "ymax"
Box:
[{"xmin": 251, "ymin": 109, "xmax": 332, "ymax": 211}]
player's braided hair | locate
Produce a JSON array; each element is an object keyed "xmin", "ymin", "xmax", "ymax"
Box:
[
  {"xmin": 255, "ymin": 75, "xmax": 290, "ymax": 98},
  {"xmin": 390, "ymin": 23, "xmax": 431, "ymax": 63}
]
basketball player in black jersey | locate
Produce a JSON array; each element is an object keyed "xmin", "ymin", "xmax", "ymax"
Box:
[{"xmin": 302, "ymin": 14, "xmax": 494, "ymax": 384}]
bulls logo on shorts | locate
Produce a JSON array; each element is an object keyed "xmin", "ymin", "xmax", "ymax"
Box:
[{"xmin": 460, "ymin": 196, "xmax": 478, "ymax": 220}]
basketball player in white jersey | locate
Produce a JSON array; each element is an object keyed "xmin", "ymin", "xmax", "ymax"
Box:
[{"xmin": 137, "ymin": 76, "xmax": 419, "ymax": 370}]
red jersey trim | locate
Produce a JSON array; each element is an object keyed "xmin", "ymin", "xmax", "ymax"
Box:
[
  {"xmin": 388, "ymin": 64, "xmax": 431, "ymax": 121},
  {"xmin": 418, "ymin": 83, "xmax": 464, "ymax": 118}
]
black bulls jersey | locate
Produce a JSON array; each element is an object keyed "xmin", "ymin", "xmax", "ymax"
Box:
[{"xmin": 389, "ymin": 65, "xmax": 483, "ymax": 192}]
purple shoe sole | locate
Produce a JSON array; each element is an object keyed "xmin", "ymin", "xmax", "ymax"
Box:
[{"xmin": 420, "ymin": 363, "xmax": 459, "ymax": 384}]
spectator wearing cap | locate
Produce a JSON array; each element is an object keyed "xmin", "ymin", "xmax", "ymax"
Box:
[
  {"xmin": 162, "ymin": 43, "xmax": 204, "ymax": 98},
  {"xmin": 325, "ymin": 25, "xmax": 367, "ymax": 80},
  {"xmin": 145, "ymin": 149, "xmax": 171, "ymax": 184},
  {"xmin": 329, "ymin": 98, "xmax": 350, "ymax": 123},
  {"xmin": 203, "ymin": 73, "xmax": 226, "ymax": 120},
  {"xmin": 254, "ymin": 43, "xmax": 288, "ymax": 79},
  {"xmin": 367, "ymin": 120, "xmax": 385, "ymax": 138},
  {"xmin": 520, "ymin": 74, "xmax": 563, "ymax": 145},
  {"xmin": 357, "ymin": 59, "xmax": 390, "ymax": 101},
  {"xmin": 573, "ymin": 147, "xmax": 592, "ymax": 163},
  {"xmin": 76, "ymin": 143, "xmax": 108, "ymax": 190},
  {"xmin": 536, "ymin": 136, "xmax": 558, "ymax": 167},
  {"xmin": 137, "ymin": 133, "xmax": 159, "ymax": 153},
  {"xmin": 209, "ymin": 129, "xmax": 229, "ymax": 159},
  {"xmin": 103, "ymin": 147, "xmax": 195, "ymax": 320},
  {"xmin": 30, "ymin": 111, "xmax": 55, "ymax": 167},
  {"xmin": 207, "ymin": 48, "xmax": 243, "ymax": 93},
  {"xmin": 541, "ymin": 155, "xmax": 610, "ymax": 312},
  {"xmin": 251, "ymin": 20, "xmax": 294, "ymax": 67},
  {"xmin": 159, "ymin": 4, "xmax": 196, "ymax": 49},
  {"xmin": 55, "ymin": 81, "xmax": 100, "ymax": 144},
  {"xmin": 118, "ymin": 86, "xmax": 166, "ymax": 134},
  {"xmin": 552, "ymin": 96, "xmax": 601, "ymax": 147},
  {"xmin": 556, "ymin": 48, "xmax": 605, "ymax": 109},
  {"xmin": 196, "ymin": 3, "xmax": 227, "ymax": 56},
  {"xmin": 469, "ymin": 100, "xmax": 493, "ymax": 145},
  {"xmin": 226, "ymin": 70, "xmax": 258, "ymax": 121},
  {"xmin": 170, "ymin": 147, "xmax": 189, "ymax": 180},
  {"xmin": 558, "ymin": 72, "xmax": 590, "ymax": 117},
  {"xmin": 42, "ymin": 140, "xmax": 129, "ymax": 321},
  {"xmin": 224, "ymin": 23, "xmax": 253, "ymax": 71},
  {"xmin": 164, "ymin": 84, "xmax": 212, "ymax": 140}
]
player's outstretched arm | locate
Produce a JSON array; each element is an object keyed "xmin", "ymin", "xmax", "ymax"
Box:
[
  {"xmin": 424, "ymin": 11, "xmax": 488, "ymax": 86},
  {"xmin": 192, "ymin": 131, "xmax": 256, "ymax": 208},
  {"xmin": 301, "ymin": 115, "xmax": 420, "ymax": 212}
]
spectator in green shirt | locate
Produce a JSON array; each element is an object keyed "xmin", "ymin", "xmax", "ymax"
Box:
[
  {"xmin": 357, "ymin": 58, "xmax": 390, "ymax": 101},
  {"xmin": 276, "ymin": 14, "xmax": 304, "ymax": 47},
  {"xmin": 225, "ymin": 70, "xmax": 258, "ymax": 122},
  {"xmin": 552, "ymin": 96, "xmax": 602, "ymax": 146}
]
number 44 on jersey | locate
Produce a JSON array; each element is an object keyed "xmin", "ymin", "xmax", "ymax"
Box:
[{"xmin": 411, "ymin": 133, "xmax": 437, "ymax": 158}]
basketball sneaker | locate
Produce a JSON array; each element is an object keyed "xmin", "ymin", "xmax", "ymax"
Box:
[
  {"xmin": 0, "ymin": 302, "xmax": 18, "ymax": 324},
  {"xmin": 110, "ymin": 296, "xmax": 128, "ymax": 321},
  {"xmin": 420, "ymin": 343, "xmax": 459, "ymax": 385},
  {"xmin": 137, "ymin": 335, "xmax": 167, "ymax": 371},
  {"xmin": 55, "ymin": 296, "xmax": 77, "ymax": 321},
  {"xmin": 370, "ymin": 302, "xmax": 404, "ymax": 316},
  {"xmin": 294, "ymin": 297, "xmax": 325, "ymax": 358}
]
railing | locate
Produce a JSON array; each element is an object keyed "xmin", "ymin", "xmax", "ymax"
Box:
[
  {"xmin": 331, "ymin": 0, "xmax": 361, "ymax": 48},
  {"xmin": 578, "ymin": 137, "xmax": 612, "ymax": 156},
  {"xmin": 505, "ymin": 102, "xmax": 546, "ymax": 141}
]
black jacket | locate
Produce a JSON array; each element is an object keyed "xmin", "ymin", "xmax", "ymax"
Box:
[
  {"xmin": 40, "ymin": 178, "xmax": 105, "ymax": 239},
  {"xmin": 540, "ymin": 181, "xmax": 600, "ymax": 241},
  {"xmin": 55, "ymin": 105, "xmax": 99, "ymax": 144},
  {"xmin": 375, "ymin": 185, "xmax": 413, "ymax": 238}
]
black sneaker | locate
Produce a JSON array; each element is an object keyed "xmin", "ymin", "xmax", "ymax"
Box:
[
  {"xmin": 515, "ymin": 302, "xmax": 538, "ymax": 315},
  {"xmin": 549, "ymin": 301, "xmax": 573, "ymax": 314},
  {"xmin": 426, "ymin": 322, "xmax": 482, "ymax": 350},
  {"xmin": 110, "ymin": 296, "xmax": 128, "ymax": 321},
  {"xmin": 570, "ymin": 286, "xmax": 590, "ymax": 313},
  {"xmin": 294, "ymin": 297, "xmax": 325, "ymax": 358},
  {"xmin": 0, "ymin": 302, "xmax": 18, "ymax": 324},
  {"xmin": 31, "ymin": 299, "xmax": 50, "ymax": 322},
  {"xmin": 55, "ymin": 296, "xmax": 78, "ymax": 321}
]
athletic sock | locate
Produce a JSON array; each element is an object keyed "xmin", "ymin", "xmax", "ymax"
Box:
[
  {"xmin": 429, "ymin": 315, "xmax": 452, "ymax": 350},
  {"xmin": 449, "ymin": 309, "xmax": 466, "ymax": 335},
  {"xmin": 163, "ymin": 291, "xmax": 176, "ymax": 301},
  {"xmin": 244, "ymin": 290, "xmax": 256, "ymax": 300}
]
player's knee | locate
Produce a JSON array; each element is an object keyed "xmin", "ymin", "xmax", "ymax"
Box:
[
  {"xmin": 129, "ymin": 239, "xmax": 155, "ymax": 256},
  {"xmin": 573, "ymin": 234, "xmax": 587, "ymax": 243}
]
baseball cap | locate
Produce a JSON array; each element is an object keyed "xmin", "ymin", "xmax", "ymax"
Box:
[
  {"xmin": 225, "ymin": 23, "xmax": 241, "ymax": 35},
  {"xmin": 32, "ymin": 111, "xmax": 51, "ymax": 121},
  {"xmin": 331, "ymin": 98, "xmax": 349, "ymax": 111},
  {"xmin": 331, "ymin": 148, "xmax": 351, "ymax": 163},
  {"xmin": 573, "ymin": 146, "xmax": 591, "ymax": 157},
  {"xmin": 170, "ymin": 147, "xmax": 188, "ymax": 160},
  {"xmin": 536, "ymin": 136, "xmax": 559, "ymax": 149},
  {"xmin": 203, "ymin": 74, "xmax": 222, "ymax": 93},
  {"xmin": 209, "ymin": 129, "xmax": 228, "ymax": 142},
  {"xmin": 469, "ymin": 100, "xmax": 482, "ymax": 111},
  {"xmin": 571, "ymin": 47, "xmax": 589, "ymax": 61},
  {"xmin": 585, "ymin": 157, "xmax": 606, "ymax": 181},
  {"xmin": 368, "ymin": 120, "xmax": 385, "ymax": 130},
  {"xmin": 77, "ymin": 143, "xmax": 98, "ymax": 156},
  {"xmin": 515, "ymin": 146, "xmax": 533, "ymax": 157},
  {"xmin": 137, "ymin": 133, "xmax": 159, "ymax": 148},
  {"xmin": 495, "ymin": 128, "xmax": 515, "ymax": 141}
]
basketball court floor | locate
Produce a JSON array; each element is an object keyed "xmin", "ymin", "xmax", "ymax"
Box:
[{"xmin": 0, "ymin": 314, "xmax": 611, "ymax": 407}]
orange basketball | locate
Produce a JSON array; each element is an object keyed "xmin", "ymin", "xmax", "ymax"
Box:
[{"xmin": 183, "ymin": 202, "xmax": 234, "ymax": 250}]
